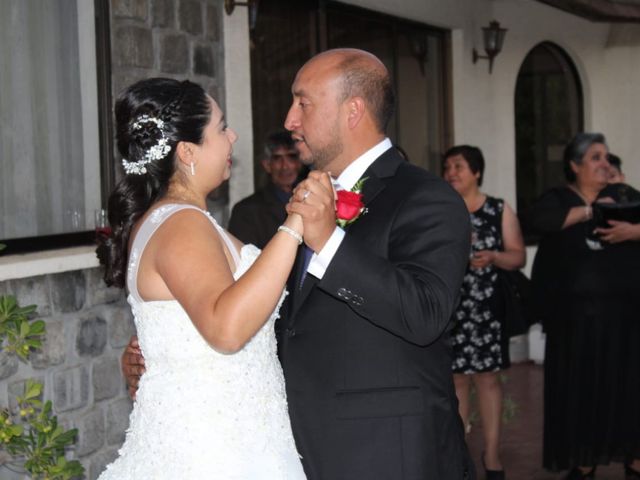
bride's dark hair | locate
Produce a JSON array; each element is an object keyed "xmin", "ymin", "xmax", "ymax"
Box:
[{"xmin": 98, "ymin": 78, "xmax": 211, "ymax": 288}]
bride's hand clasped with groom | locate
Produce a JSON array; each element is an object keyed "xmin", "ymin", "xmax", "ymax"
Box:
[{"xmin": 288, "ymin": 170, "xmax": 338, "ymax": 254}]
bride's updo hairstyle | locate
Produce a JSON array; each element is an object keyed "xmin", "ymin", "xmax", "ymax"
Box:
[{"xmin": 99, "ymin": 77, "xmax": 211, "ymax": 288}]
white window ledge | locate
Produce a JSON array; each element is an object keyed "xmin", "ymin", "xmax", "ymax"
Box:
[{"xmin": 0, "ymin": 246, "xmax": 100, "ymax": 282}]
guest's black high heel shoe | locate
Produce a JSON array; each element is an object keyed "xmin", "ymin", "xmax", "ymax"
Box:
[
  {"xmin": 564, "ymin": 466, "xmax": 596, "ymax": 480},
  {"xmin": 481, "ymin": 452, "xmax": 505, "ymax": 480},
  {"xmin": 625, "ymin": 463, "xmax": 640, "ymax": 480}
]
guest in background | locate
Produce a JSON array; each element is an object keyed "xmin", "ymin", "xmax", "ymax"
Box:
[
  {"xmin": 607, "ymin": 153, "xmax": 626, "ymax": 184},
  {"xmin": 228, "ymin": 130, "xmax": 303, "ymax": 248},
  {"xmin": 528, "ymin": 132, "xmax": 640, "ymax": 480},
  {"xmin": 443, "ymin": 145, "xmax": 526, "ymax": 480}
]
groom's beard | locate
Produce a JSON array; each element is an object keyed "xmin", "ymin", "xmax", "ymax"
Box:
[{"xmin": 300, "ymin": 127, "xmax": 344, "ymax": 172}]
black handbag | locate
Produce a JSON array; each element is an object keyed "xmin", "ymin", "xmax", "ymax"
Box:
[{"xmin": 497, "ymin": 269, "xmax": 533, "ymax": 337}]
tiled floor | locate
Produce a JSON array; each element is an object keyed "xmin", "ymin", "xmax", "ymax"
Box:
[{"xmin": 465, "ymin": 362, "xmax": 626, "ymax": 480}]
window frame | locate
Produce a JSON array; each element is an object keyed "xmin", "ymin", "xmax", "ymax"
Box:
[{"xmin": 0, "ymin": 0, "xmax": 112, "ymax": 255}]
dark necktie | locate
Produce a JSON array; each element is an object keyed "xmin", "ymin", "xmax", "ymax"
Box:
[{"xmin": 299, "ymin": 245, "xmax": 313, "ymax": 288}]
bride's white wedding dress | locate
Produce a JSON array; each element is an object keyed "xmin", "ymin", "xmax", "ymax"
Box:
[{"xmin": 99, "ymin": 204, "xmax": 306, "ymax": 479}]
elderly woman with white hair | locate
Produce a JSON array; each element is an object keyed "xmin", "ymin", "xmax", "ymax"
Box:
[{"xmin": 528, "ymin": 132, "xmax": 640, "ymax": 480}]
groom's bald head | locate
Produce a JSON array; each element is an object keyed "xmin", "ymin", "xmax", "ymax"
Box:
[{"xmin": 306, "ymin": 49, "xmax": 395, "ymax": 134}]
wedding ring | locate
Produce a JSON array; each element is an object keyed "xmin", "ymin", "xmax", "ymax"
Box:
[{"xmin": 302, "ymin": 190, "xmax": 311, "ymax": 201}]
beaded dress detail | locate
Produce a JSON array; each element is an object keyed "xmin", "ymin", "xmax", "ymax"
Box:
[{"xmin": 99, "ymin": 204, "xmax": 305, "ymax": 479}]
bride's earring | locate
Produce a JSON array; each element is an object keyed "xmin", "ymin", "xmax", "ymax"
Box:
[{"xmin": 190, "ymin": 162, "xmax": 196, "ymax": 176}]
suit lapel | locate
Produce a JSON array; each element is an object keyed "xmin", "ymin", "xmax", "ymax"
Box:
[
  {"xmin": 294, "ymin": 273, "xmax": 317, "ymax": 312},
  {"xmin": 288, "ymin": 147, "xmax": 404, "ymax": 321},
  {"xmin": 349, "ymin": 147, "xmax": 402, "ymax": 220}
]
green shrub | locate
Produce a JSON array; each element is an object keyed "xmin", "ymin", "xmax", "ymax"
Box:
[{"xmin": 0, "ymin": 293, "xmax": 84, "ymax": 479}]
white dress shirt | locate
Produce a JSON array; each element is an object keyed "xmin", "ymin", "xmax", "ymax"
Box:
[{"xmin": 306, "ymin": 138, "xmax": 392, "ymax": 280}]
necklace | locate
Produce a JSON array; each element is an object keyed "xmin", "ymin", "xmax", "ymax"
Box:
[{"xmin": 569, "ymin": 184, "xmax": 596, "ymax": 205}]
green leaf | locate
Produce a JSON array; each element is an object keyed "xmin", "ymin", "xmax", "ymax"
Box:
[
  {"xmin": 15, "ymin": 304, "xmax": 37, "ymax": 316},
  {"xmin": 24, "ymin": 380, "xmax": 43, "ymax": 400},
  {"xmin": 49, "ymin": 426, "xmax": 64, "ymax": 441},
  {"xmin": 0, "ymin": 295, "xmax": 17, "ymax": 311},
  {"xmin": 29, "ymin": 319, "xmax": 46, "ymax": 334},
  {"xmin": 19, "ymin": 320, "xmax": 30, "ymax": 338},
  {"xmin": 15, "ymin": 348, "xmax": 29, "ymax": 362},
  {"xmin": 64, "ymin": 460, "xmax": 85, "ymax": 476},
  {"xmin": 24, "ymin": 338, "xmax": 43, "ymax": 348},
  {"xmin": 54, "ymin": 429, "xmax": 78, "ymax": 445}
]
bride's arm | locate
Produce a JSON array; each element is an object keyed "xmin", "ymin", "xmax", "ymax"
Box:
[{"xmin": 151, "ymin": 209, "xmax": 302, "ymax": 354}]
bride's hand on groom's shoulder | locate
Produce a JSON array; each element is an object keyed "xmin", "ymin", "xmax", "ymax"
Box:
[
  {"xmin": 122, "ymin": 335, "xmax": 145, "ymax": 400},
  {"xmin": 287, "ymin": 171, "xmax": 336, "ymax": 252}
]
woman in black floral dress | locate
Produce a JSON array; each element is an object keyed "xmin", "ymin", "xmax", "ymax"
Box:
[{"xmin": 443, "ymin": 146, "xmax": 526, "ymax": 480}]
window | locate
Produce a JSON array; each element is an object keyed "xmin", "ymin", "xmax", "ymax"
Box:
[
  {"xmin": 0, "ymin": 0, "xmax": 104, "ymax": 251},
  {"xmin": 515, "ymin": 42, "xmax": 583, "ymax": 223}
]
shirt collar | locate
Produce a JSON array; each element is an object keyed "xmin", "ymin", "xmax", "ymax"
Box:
[{"xmin": 335, "ymin": 138, "xmax": 392, "ymax": 191}]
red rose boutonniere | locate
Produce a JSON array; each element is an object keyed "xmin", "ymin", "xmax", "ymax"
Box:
[{"xmin": 336, "ymin": 177, "xmax": 368, "ymax": 228}]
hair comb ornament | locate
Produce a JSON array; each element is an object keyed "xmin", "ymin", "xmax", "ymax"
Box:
[{"xmin": 121, "ymin": 115, "xmax": 172, "ymax": 175}]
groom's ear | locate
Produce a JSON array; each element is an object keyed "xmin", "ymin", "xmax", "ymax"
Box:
[{"xmin": 346, "ymin": 97, "xmax": 366, "ymax": 129}]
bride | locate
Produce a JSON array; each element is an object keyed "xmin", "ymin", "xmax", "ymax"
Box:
[{"xmin": 97, "ymin": 78, "xmax": 306, "ymax": 479}]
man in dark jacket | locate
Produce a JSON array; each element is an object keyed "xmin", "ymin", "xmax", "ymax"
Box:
[
  {"xmin": 282, "ymin": 48, "xmax": 474, "ymax": 480},
  {"xmin": 228, "ymin": 130, "xmax": 302, "ymax": 248}
]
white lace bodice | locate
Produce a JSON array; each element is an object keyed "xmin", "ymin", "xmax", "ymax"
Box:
[{"xmin": 99, "ymin": 204, "xmax": 305, "ymax": 480}]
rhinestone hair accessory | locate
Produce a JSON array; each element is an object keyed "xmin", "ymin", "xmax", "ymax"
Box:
[{"xmin": 121, "ymin": 115, "xmax": 172, "ymax": 175}]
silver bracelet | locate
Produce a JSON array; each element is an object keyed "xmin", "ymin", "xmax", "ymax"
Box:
[{"xmin": 277, "ymin": 225, "xmax": 303, "ymax": 245}]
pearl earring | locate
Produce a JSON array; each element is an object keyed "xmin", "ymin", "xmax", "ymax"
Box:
[{"xmin": 190, "ymin": 162, "xmax": 195, "ymax": 176}]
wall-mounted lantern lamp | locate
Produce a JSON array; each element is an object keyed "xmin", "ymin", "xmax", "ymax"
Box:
[
  {"xmin": 224, "ymin": 0, "xmax": 259, "ymax": 30},
  {"xmin": 472, "ymin": 21, "xmax": 507, "ymax": 74}
]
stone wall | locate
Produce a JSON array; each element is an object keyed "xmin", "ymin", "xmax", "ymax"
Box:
[
  {"xmin": 0, "ymin": 268, "xmax": 134, "ymax": 479},
  {"xmin": 110, "ymin": 0, "xmax": 228, "ymax": 221}
]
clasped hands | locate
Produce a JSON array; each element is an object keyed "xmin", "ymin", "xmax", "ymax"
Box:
[
  {"xmin": 469, "ymin": 250, "xmax": 496, "ymax": 270},
  {"xmin": 287, "ymin": 171, "xmax": 338, "ymax": 254}
]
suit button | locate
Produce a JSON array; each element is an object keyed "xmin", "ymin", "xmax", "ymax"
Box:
[
  {"xmin": 337, "ymin": 287, "xmax": 351, "ymax": 300},
  {"xmin": 286, "ymin": 328, "xmax": 297, "ymax": 337}
]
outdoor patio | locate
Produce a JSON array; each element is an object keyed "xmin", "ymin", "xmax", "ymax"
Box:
[{"xmin": 467, "ymin": 361, "xmax": 624, "ymax": 480}]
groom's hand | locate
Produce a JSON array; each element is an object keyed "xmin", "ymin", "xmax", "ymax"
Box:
[
  {"xmin": 288, "ymin": 171, "xmax": 336, "ymax": 253},
  {"xmin": 121, "ymin": 335, "xmax": 145, "ymax": 400}
]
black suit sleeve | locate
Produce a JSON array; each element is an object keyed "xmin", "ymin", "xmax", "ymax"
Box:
[
  {"xmin": 318, "ymin": 179, "xmax": 470, "ymax": 346},
  {"xmin": 228, "ymin": 203, "xmax": 262, "ymax": 246}
]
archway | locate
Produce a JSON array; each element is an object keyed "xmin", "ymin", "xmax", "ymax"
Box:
[{"xmin": 515, "ymin": 42, "xmax": 583, "ymax": 225}]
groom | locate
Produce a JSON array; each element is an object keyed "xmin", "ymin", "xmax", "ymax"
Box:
[
  {"xmin": 278, "ymin": 49, "xmax": 473, "ymax": 479},
  {"xmin": 122, "ymin": 49, "xmax": 474, "ymax": 479}
]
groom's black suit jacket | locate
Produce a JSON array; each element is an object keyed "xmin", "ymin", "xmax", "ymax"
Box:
[{"xmin": 279, "ymin": 148, "xmax": 475, "ymax": 480}]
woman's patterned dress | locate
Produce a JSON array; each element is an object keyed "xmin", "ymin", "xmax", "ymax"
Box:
[{"xmin": 451, "ymin": 196, "xmax": 508, "ymax": 374}]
